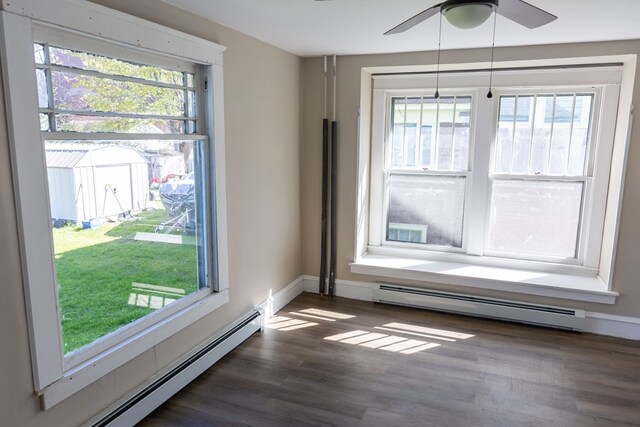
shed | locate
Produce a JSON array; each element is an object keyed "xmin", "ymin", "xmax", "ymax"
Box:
[{"xmin": 46, "ymin": 143, "xmax": 149, "ymax": 222}]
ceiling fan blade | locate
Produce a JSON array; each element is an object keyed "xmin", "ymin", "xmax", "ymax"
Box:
[
  {"xmin": 496, "ymin": 0, "xmax": 557, "ymax": 29},
  {"xmin": 384, "ymin": 4, "xmax": 441, "ymax": 35}
]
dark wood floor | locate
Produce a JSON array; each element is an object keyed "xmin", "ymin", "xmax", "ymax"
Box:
[{"xmin": 139, "ymin": 293, "xmax": 640, "ymax": 426}]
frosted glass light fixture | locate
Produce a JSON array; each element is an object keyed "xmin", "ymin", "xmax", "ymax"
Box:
[{"xmin": 442, "ymin": 0, "xmax": 498, "ymax": 29}]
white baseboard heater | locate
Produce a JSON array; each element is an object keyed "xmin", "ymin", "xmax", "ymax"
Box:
[
  {"xmin": 91, "ymin": 310, "xmax": 263, "ymax": 427},
  {"xmin": 373, "ymin": 284, "xmax": 585, "ymax": 331}
]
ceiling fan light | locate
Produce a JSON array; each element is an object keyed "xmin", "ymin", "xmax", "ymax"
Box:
[{"xmin": 443, "ymin": 1, "xmax": 496, "ymax": 29}]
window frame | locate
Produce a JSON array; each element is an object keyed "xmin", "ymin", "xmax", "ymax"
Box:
[
  {"xmin": 358, "ymin": 60, "xmax": 633, "ymax": 303},
  {"xmin": 0, "ymin": 0, "xmax": 229, "ymax": 409}
]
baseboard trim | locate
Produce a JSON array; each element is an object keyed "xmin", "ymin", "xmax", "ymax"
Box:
[
  {"xmin": 302, "ymin": 275, "xmax": 640, "ymax": 340},
  {"xmin": 584, "ymin": 311, "xmax": 640, "ymax": 340},
  {"xmin": 257, "ymin": 275, "xmax": 306, "ymax": 320}
]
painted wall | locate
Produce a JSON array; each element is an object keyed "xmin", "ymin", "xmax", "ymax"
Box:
[
  {"xmin": 301, "ymin": 41, "xmax": 640, "ymax": 318},
  {"xmin": 0, "ymin": 1, "xmax": 302, "ymax": 425}
]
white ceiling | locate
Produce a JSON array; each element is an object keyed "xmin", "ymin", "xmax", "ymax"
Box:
[{"xmin": 163, "ymin": 0, "xmax": 640, "ymax": 57}]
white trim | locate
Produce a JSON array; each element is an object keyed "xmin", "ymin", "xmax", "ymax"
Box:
[
  {"xmin": 584, "ymin": 312, "xmax": 640, "ymax": 340},
  {"xmin": 1, "ymin": 0, "xmax": 225, "ymax": 65},
  {"xmin": 302, "ymin": 275, "xmax": 374, "ymax": 301},
  {"xmin": 256, "ymin": 276, "xmax": 306, "ymax": 319},
  {"xmin": 40, "ymin": 291, "xmax": 229, "ymax": 410},
  {"xmin": 0, "ymin": 11, "xmax": 63, "ymax": 391},
  {"xmin": 302, "ymin": 275, "xmax": 639, "ymax": 340},
  {"xmin": 350, "ymin": 254, "xmax": 617, "ymax": 304}
]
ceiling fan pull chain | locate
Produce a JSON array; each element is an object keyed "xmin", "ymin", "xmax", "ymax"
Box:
[
  {"xmin": 487, "ymin": 10, "xmax": 497, "ymax": 98},
  {"xmin": 435, "ymin": 11, "xmax": 443, "ymax": 99}
]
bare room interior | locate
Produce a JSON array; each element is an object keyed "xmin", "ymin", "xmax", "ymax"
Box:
[{"xmin": 1, "ymin": 0, "xmax": 639, "ymax": 425}]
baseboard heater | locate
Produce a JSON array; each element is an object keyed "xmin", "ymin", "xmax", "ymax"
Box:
[
  {"xmin": 91, "ymin": 310, "xmax": 263, "ymax": 427},
  {"xmin": 373, "ymin": 284, "xmax": 585, "ymax": 331}
]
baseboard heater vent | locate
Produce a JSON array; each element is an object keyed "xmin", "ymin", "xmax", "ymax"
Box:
[
  {"xmin": 373, "ymin": 284, "xmax": 585, "ymax": 331},
  {"xmin": 92, "ymin": 310, "xmax": 262, "ymax": 427}
]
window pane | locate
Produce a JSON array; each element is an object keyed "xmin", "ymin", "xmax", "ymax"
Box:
[
  {"xmin": 50, "ymin": 46, "xmax": 186, "ymax": 86},
  {"xmin": 420, "ymin": 98, "xmax": 438, "ymax": 169},
  {"xmin": 391, "ymin": 98, "xmax": 406, "ymax": 167},
  {"xmin": 496, "ymin": 96, "xmax": 515, "ymax": 173},
  {"xmin": 34, "ymin": 43, "xmax": 46, "ymax": 64},
  {"xmin": 391, "ymin": 96, "xmax": 470, "ymax": 171},
  {"xmin": 387, "ymin": 174, "xmax": 465, "ymax": 247},
  {"xmin": 46, "ymin": 139, "xmax": 207, "ymax": 353},
  {"xmin": 511, "ymin": 96, "xmax": 534, "ymax": 174},
  {"xmin": 52, "ymin": 71, "xmax": 186, "ymax": 117},
  {"xmin": 568, "ymin": 95, "xmax": 593, "ymax": 175},
  {"xmin": 40, "ymin": 114, "xmax": 50, "ymax": 131},
  {"xmin": 55, "ymin": 114, "xmax": 185, "ymax": 133},
  {"xmin": 530, "ymin": 95, "xmax": 552, "ymax": 174},
  {"xmin": 453, "ymin": 97, "xmax": 471, "ymax": 170},
  {"xmin": 488, "ymin": 179, "xmax": 583, "ymax": 258},
  {"xmin": 36, "ymin": 69, "xmax": 49, "ymax": 108},
  {"xmin": 436, "ymin": 97, "xmax": 455, "ymax": 170},
  {"xmin": 497, "ymin": 93, "xmax": 593, "ymax": 177}
]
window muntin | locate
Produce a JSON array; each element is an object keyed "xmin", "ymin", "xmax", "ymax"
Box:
[
  {"xmin": 34, "ymin": 43, "xmax": 197, "ymax": 134},
  {"xmin": 34, "ymin": 42, "xmax": 213, "ymax": 356}
]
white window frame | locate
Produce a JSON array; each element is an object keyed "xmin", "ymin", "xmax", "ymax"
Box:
[
  {"xmin": 0, "ymin": 0, "xmax": 229, "ymax": 409},
  {"xmin": 353, "ymin": 57, "xmax": 636, "ymax": 304}
]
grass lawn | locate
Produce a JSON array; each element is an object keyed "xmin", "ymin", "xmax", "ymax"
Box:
[{"xmin": 54, "ymin": 205, "xmax": 198, "ymax": 354}]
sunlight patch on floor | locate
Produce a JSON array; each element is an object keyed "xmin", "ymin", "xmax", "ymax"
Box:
[
  {"xmin": 380, "ymin": 322, "xmax": 474, "ymax": 340},
  {"xmin": 324, "ymin": 330, "xmax": 441, "ymax": 355},
  {"xmin": 265, "ymin": 316, "xmax": 318, "ymax": 331},
  {"xmin": 299, "ymin": 308, "xmax": 355, "ymax": 320}
]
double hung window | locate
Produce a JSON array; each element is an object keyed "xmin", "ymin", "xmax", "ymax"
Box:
[
  {"xmin": 1, "ymin": 1, "xmax": 228, "ymax": 408},
  {"xmin": 369, "ymin": 66, "xmax": 622, "ymax": 273}
]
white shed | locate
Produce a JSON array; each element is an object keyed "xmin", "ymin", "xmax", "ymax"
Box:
[{"xmin": 46, "ymin": 143, "xmax": 149, "ymax": 222}]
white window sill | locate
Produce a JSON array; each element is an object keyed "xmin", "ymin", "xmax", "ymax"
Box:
[
  {"xmin": 350, "ymin": 254, "xmax": 617, "ymax": 305},
  {"xmin": 39, "ymin": 290, "xmax": 229, "ymax": 410}
]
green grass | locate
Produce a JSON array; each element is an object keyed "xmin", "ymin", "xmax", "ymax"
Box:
[{"xmin": 54, "ymin": 205, "xmax": 198, "ymax": 354}]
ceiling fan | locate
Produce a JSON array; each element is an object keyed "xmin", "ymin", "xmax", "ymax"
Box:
[{"xmin": 383, "ymin": 0, "xmax": 557, "ymax": 34}]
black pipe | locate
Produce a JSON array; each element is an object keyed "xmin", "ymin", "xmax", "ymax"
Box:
[
  {"xmin": 319, "ymin": 117, "xmax": 329, "ymax": 295},
  {"xmin": 328, "ymin": 119, "xmax": 337, "ymax": 297}
]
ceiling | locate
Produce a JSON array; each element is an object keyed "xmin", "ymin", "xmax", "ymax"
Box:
[{"xmin": 163, "ymin": 0, "xmax": 640, "ymax": 57}]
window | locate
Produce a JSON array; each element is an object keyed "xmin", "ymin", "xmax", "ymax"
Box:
[
  {"xmin": 35, "ymin": 41, "xmax": 213, "ymax": 356},
  {"xmin": 1, "ymin": 1, "xmax": 228, "ymax": 408},
  {"xmin": 363, "ymin": 63, "xmax": 629, "ymax": 298}
]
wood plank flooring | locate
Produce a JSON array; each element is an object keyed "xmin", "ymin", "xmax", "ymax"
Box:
[{"xmin": 138, "ymin": 293, "xmax": 640, "ymax": 426}]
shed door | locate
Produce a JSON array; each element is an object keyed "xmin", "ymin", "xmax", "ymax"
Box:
[{"xmin": 95, "ymin": 165, "xmax": 133, "ymax": 217}]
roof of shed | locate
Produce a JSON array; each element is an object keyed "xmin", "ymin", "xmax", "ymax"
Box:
[{"xmin": 45, "ymin": 143, "xmax": 147, "ymax": 168}]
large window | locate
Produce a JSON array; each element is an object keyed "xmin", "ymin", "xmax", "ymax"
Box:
[
  {"xmin": 35, "ymin": 41, "xmax": 212, "ymax": 356},
  {"xmin": 1, "ymin": 1, "xmax": 228, "ymax": 408},
  {"xmin": 368, "ymin": 66, "xmax": 624, "ymax": 276}
]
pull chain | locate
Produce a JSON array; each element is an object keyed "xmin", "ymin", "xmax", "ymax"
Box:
[
  {"xmin": 435, "ymin": 12, "xmax": 442, "ymax": 99},
  {"xmin": 487, "ymin": 11, "xmax": 497, "ymax": 98}
]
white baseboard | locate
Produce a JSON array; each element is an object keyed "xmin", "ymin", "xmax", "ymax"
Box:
[
  {"xmin": 584, "ymin": 312, "xmax": 640, "ymax": 340},
  {"xmin": 302, "ymin": 275, "xmax": 373, "ymax": 301},
  {"xmin": 257, "ymin": 276, "xmax": 306, "ymax": 320},
  {"xmin": 302, "ymin": 275, "xmax": 640, "ymax": 341}
]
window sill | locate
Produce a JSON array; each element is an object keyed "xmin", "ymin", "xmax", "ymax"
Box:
[
  {"xmin": 39, "ymin": 290, "xmax": 229, "ymax": 410},
  {"xmin": 350, "ymin": 254, "xmax": 617, "ymax": 305}
]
